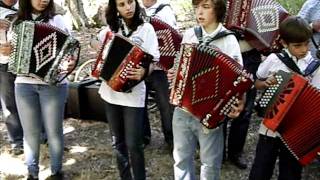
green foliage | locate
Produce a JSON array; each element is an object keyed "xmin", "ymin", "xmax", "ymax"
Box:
[{"xmin": 276, "ymin": 0, "xmax": 306, "ymax": 15}]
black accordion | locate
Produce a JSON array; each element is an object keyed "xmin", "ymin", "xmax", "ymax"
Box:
[
  {"xmin": 91, "ymin": 32, "xmax": 153, "ymax": 92},
  {"xmin": 8, "ymin": 21, "xmax": 80, "ymax": 84}
]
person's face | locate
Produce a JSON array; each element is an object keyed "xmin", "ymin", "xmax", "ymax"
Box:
[
  {"xmin": 116, "ymin": 0, "xmax": 136, "ymax": 21},
  {"xmin": 194, "ymin": 0, "xmax": 217, "ymax": 29},
  {"xmin": 284, "ymin": 41, "xmax": 310, "ymax": 59},
  {"xmin": 142, "ymin": 0, "xmax": 156, "ymax": 8},
  {"xmin": 31, "ymin": 0, "xmax": 50, "ymax": 14},
  {"xmin": 2, "ymin": 0, "xmax": 18, "ymax": 6}
]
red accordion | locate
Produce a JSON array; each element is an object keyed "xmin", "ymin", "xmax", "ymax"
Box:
[
  {"xmin": 8, "ymin": 21, "xmax": 80, "ymax": 84},
  {"xmin": 146, "ymin": 17, "xmax": 182, "ymax": 70},
  {"xmin": 91, "ymin": 32, "xmax": 153, "ymax": 92},
  {"xmin": 224, "ymin": 0, "xmax": 289, "ymax": 52},
  {"xmin": 257, "ymin": 70, "xmax": 320, "ymax": 165},
  {"xmin": 170, "ymin": 44, "xmax": 253, "ymax": 129}
]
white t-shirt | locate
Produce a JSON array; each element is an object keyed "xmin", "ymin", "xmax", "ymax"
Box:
[
  {"xmin": 182, "ymin": 23, "xmax": 243, "ymax": 66},
  {"xmin": 0, "ymin": 6, "xmax": 16, "ymax": 64},
  {"xmin": 15, "ymin": 14, "xmax": 72, "ymax": 85},
  {"xmin": 143, "ymin": 2, "xmax": 177, "ymax": 29},
  {"xmin": 256, "ymin": 49, "xmax": 319, "ymax": 137},
  {"xmin": 97, "ymin": 22, "xmax": 160, "ymax": 107}
]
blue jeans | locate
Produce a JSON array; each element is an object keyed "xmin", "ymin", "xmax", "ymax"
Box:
[
  {"xmin": 173, "ymin": 107, "xmax": 224, "ymax": 180},
  {"xmin": 104, "ymin": 101, "xmax": 145, "ymax": 180},
  {"xmin": 15, "ymin": 83, "xmax": 68, "ymax": 177},
  {"xmin": 144, "ymin": 70, "xmax": 173, "ymax": 144},
  {"xmin": 0, "ymin": 65, "xmax": 23, "ymax": 148}
]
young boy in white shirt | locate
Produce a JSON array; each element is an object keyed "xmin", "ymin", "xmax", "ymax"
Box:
[
  {"xmin": 249, "ymin": 16, "xmax": 319, "ymax": 180},
  {"xmin": 168, "ymin": 0, "xmax": 244, "ymax": 179}
]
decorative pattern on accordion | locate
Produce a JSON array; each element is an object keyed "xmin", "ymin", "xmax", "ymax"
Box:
[
  {"xmin": 8, "ymin": 21, "xmax": 80, "ymax": 84},
  {"xmin": 149, "ymin": 17, "xmax": 182, "ymax": 70},
  {"xmin": 225, "ymin": 0, "xmax": 289, "ymax": 52},
  {"xmin": 170, "ymin": 44, "xmax": 253, "ymax": 129},
  {"xmin": 91, "ymin": 33, "xmax": 153, "ymax": 92},
  {"xmin": 258, "ymin": 71, "xmax": 320, "ymax": 165}
]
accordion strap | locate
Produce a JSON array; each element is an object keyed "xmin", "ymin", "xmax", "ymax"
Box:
[
  {"xmin": 305, "ymin": 60, "xmax": 320, "ymax": 76},
  {"xmin": 194, "ymin": 26, "xmax": 235, "ymax": 45},
  {"xmin": 276, "ymin": 50, "xmax": 320, "ymax": 76},
  {"xmin": 153, "ymin": 4, "xmax": 171, "ymax": 16},
  {"xmin": 276, "ymin": 51, "xmax": 303, "ymax": 75}
]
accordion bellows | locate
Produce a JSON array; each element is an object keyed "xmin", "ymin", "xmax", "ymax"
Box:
[
  {"xmin": 257, "ymin": 70, "xmax": 320, "ymax": 165},
  {"xmin": 91, "ymin": 32, "xmax": 153, "ymax": 92},
  {"xmin": 8, "ymin": 21, "xmax": 80, "ymax": 84},
  {"xmin": 170, "ymin": 44, "xmax": 253, "ymax": 129},
  {"xmin": 224, "ymin": 0, "xmax": 289, "ymax": 52},
  {"xmin": 148, "ymin": 17, "xmax": 182, "ymax": 70}
]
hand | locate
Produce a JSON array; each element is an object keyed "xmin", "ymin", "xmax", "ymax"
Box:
[
  {"xmin": 227, "ymin": 98, "xmax": 245, "ymax": 119},
  {"xmin": 264, "ymin": 75, "xmax": 277, "ymax": 88},
  {"xmin": 61, "ymin": 56, "xmax": 77, "ymax": 73},
  {"xmin": 167, "ymin": 68, "xmax": 175, "ymax": 81},
  {"xmin": 0, "ymin": 19, "xmax": 10, "ymax": 31},
  {"xmin": 126, "ymin": 64, "xmax": 146, "ymax": 80},
  {"xmin": 0, "ymin": 42, "xmax": 12, "ymax": 56},
  {"xmin": 312, "ymin": 19, "xmax": 320, "ymax": 32}
]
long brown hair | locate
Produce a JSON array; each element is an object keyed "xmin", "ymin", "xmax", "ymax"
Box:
[
  {"xmin": 106, "ymin": 0, "xmax": 144, "ymax": 33},
  {"xmin": 15, "ymin": 0, "xmax": 55, "ymax": 24}
]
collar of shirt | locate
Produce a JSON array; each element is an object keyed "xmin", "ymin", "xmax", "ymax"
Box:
[
  {"xmin": 0, "ymin": 1, "xmax": 16, "ymax": 10},
  {"xmin": 201, "ymin": 23, "xmax": 223, "ymax": 40},
  {"xmin": 283, "ymin": 48, "xmax": 312, "ymax": 65},
  {"xmin": 31, "ymin": 13, "xmax": 41, "ymax": 20}
]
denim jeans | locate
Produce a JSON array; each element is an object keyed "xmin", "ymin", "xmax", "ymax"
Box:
[
  {"xmin": 104, "ymin": 101, "xmax": 145, "ymax": 180},
  {"xmin": 173, "ymin": 107, "xmax": 224, "ymax": 180},
  {"xmin": 143, "ymin": 70, "xmax": 173, "ymax": 144},
  {"xmin": 249, "ymin": 135, "xmax": 302, "ymax": 180},
  {"xmin": 15, "ymin": 83, "xmax": 68, "ymax": 177},
  {"xmin": 0, "ymin": 65, "xmax": 23, "ymax": 148}
]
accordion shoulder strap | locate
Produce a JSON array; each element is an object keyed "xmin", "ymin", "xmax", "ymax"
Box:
[
  {"xmin": 276, "ymin": 51, "xmax": 303, "ymax": 75},
  {"xmin": 153, "ymin": 4, "xmax": 171, "ymax": 16},
  {"xmin": 305, "ymin": 60, "xmax": 320, "ymax": 76},
  {"xmin": 194, "ymin": 26, "xmax": 236, "ymax": 45}
]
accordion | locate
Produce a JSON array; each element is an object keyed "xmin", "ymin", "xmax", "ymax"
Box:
[
  {"xmin": 257, "ymin": 70, "xmax": 320, "ymax": 165},
  {"xmin": 147, "ymin": 17, "xmax": 182, "ymax": 70},
  {"xmin": 8, "ymin": 21, "xmax": 80, "ymax": 84},
  {"xmin": 91, "ymin": 32, "xmax": 153, "ymax": 92},
  {"xmin": 224, "ymin": 0, "xmax": 289, "ymax": 52},
  {"xmin": 170, "ymin": 44, "xmax": 253, "ymax": 129}
]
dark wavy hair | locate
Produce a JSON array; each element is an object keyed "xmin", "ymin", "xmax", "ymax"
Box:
[
  {"xmin": 280, "ymin": 16, "xmax": 313, "ymax": 43},
  {"xmin": 192, "ymin": 0, "xmax": 226, "ymax": 23},
  {"xmin": 106, "ymin": 0, "xmax": 144, "ymax": 32},
  {"xmin": 15, "ymin": 0, "xmax": 55, "ymax": 24}
]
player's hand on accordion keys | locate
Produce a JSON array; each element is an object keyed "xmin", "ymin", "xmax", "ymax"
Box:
[
  {"xmin": 126, "ymin": 64, "xmax": 146, "ymax": 81},
  {"xmin": 255, "ymin": 75, "xmax": 277, "ymax": 90},
  {"xmin": 0, "ymin": 42, "xmax": 12, "ymax": 56},
  {"xmin": 167, "ymin": 68, "xmax": 175, "ymax": 85},
  {"xmin": 227, "ymin": 95, "xmax": 246, "ymax": 119},
  {"xmin": 0, "ymin": 19, "xmax": 10, "ymax": 31},
  {"xmin": 60, "ymin": 57, "xmax": 77, "ymax": 73}
]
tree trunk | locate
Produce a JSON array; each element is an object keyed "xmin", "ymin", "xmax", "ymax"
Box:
[{"xmin": 65, "ymin": 0, "xmax": 92, "ymax": 29}]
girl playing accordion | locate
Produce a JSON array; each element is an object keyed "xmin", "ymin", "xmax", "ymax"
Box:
[
  {"xmin": 6, "ymin": 0, "xmax": 77, "ymax": 179},
  {"xmin": 92, "ymin": 0, "xmax": 160, "ymax": 179}
]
